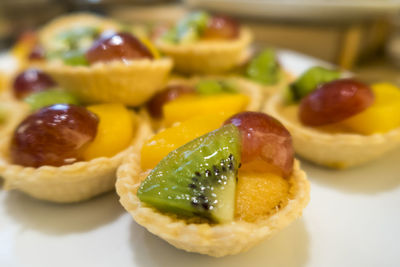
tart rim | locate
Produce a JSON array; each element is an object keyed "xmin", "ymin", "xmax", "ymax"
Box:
[{"xmin": 117, "ymin": 151, "xmax": 310, "ymax": 257}]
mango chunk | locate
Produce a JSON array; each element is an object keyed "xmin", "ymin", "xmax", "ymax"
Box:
[
  {"xmin": 344, "ymin": 83, "xmax": 400, "ymax": 135},
  {"xmin": 163, "ymin": 93, "xmax": 249, "ymax": 126},
  {"xmin": 83, "ymin": 103, "xmax": 135, "ymax": 160},
  {"xmin": 139, "ymin": 37, "xmax": 160, "ymax": 59},
  {"xmin": 141, "ymin": 113, "xmax": 232, "ymax": 170},
  {"xmin": 235, "ymin": 171, "xmax": 289, "ymax": 222}
]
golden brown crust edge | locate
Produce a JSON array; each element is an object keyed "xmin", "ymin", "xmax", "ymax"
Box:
[
  {"xmin": 264, "ymin": 93, "xmax": 400, "ymax": 168},
  {"xmin": 0, "ymin": 92, "xmax": 30, "ymax": 140},
  {"xmin": 156, "ymin": 29, "xmax": 252, "ymax": 74},
  {"xmin": 0, "ymin": 112, "xmax": 154, "ymax": 203},
  {"xmin": 116, "ymin": 153, "xmax": 310, "ymax": 257},
  {"xmin": 42, "ymin": 59, "xmax": 173, "ymax": 106}
]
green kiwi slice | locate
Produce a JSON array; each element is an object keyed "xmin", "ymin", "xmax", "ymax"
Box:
[
  {"xmin": 138, "ymin": 124, "xmax": 241, "ymax": 223},
  {"xmin": 24, "ymin": 90, "xmax": 80, "ymax": 111},
  {"xmin": 289, "ymin": 66, "xmax": 341, "ymax": 102}
]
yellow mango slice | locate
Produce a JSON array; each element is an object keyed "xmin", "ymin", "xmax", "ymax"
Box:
[
  {"xmin": 235, "ymin": 171, "xmax": 289, "ymax": 222},
  {"xmin": 139, "ymin": 37, "xmax": 160, "ymax": 59},
  {"xmin": 83, "ymin": 103, "xmax": 135, "ymax": 160},
  {"xmin": 163, "ymin": 93, "xmax": 249, "ymax": 126},
  {"xmin": 343, "ymin": 83, "xmax": 400, "ymax": 135},
  {"xmin": 141, "ymin": 113, "xmax": 232, "ymax": 170}
]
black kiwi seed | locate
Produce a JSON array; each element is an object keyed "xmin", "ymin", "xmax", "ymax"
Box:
[
  {"xmin": 191, "ymin": 199, "xmax": 199, "ymax": 207},
  {"xmin": 188, "ymin": 154, "xmax": 237, "ymax": 212},
  {"xmin": 201, "ymin": 202, "xmax": 210, "ymax": 210},
  {"xmin": 228, "ymin": 162, "xmax": 234, "ymax": 170},
  {"xmin": 213, "ymin": 165, "xmax": 220, "ymax": 176},
  {"xmin": 189, "ymin": 183, "xmax": 197, "ymax": 189}
]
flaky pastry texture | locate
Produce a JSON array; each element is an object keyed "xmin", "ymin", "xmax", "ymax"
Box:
[
  {"xmin": 116, "ymin": 153, "xmax": 309, "ymax": 257},
  {"xmin": 265, "ymin": 94, "xmax": 400, "ymax": 168},
  {"xmin": 156, "ymin": 29, "xmax": 252, "ymax": 74},
  {"xmin": 43, "ymin": 58, "xmax": 173, "ymax": 106},
  {"xmin": 0, "ymin": 113, "xmax": 153, "ymax": 203}
]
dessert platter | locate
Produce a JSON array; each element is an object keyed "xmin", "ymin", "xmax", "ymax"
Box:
[{"xmin": 0, "ymin": 11, "xmax": 399, "ymax": 267}]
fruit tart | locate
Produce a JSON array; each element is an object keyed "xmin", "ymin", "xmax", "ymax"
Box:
[
  {"xmin": 265, "ymin": 66, "xmax": 400, "ymax": 168},
  {"xmin": 117, "ymin": 111, "xmax": 310, "ymax": 256},
  {"xmin": 1, "ymin": 66, "xmax": 79, "ymax": 131},
  {"xmin": 0, "ymin": 100, "xmax": 152, "ymax": 202},
  {"xmin": 11, "ymin": 30, "xmax": 46, "ymax": 70},
  {"xmin": 146, "ymin": 76, "xmax": 263, "ymax": 129},
  {"xmin": 155, "ymin": 11, "xmax": 252, "ymax": 74},
  {"xmin": 0, "ymin": 67, "xmax": 59, "ymax": 139},
  {"xmin": 234, "ymin": 48, "xmax": 291, "ymax": 101},
  {"xmin": 36, "ymin": 13, "xmax": 172, "ymax": 106}
]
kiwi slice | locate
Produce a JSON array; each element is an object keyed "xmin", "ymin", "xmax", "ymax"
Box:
[
  {"xmin": 62, "ymin": 49, "xmax": 89, "ymax": 66},
  {"xmin": 289, "ymin": 66, "xmax": 341, "ymax": 102},
  {"xmin": 246, "ymin": 48, "xmax": 280, "ymax": 85},
  {"xmin": 138, "ymin": 124, "xmax": 241, "ymax": 223},
  {"xmin": 24, "ymin": 90, "xmax": 80, "ymax": 111},
  {"xmin": 163, "ymin": 11, "xmax": 210, "ymax": 44},
  {"xmin": 196, "ymin": 80, "xmax": 237, "ymax": 95}
]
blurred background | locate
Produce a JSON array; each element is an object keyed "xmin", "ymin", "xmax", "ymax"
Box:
[{"xmin": 0, "ymin": 0, "xmax": 399, "ymax": 84}]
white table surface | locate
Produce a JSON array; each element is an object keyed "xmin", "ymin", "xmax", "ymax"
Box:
[{"xmin": 1, "ymin": 50, "xmax": 399, "ymax": 267}]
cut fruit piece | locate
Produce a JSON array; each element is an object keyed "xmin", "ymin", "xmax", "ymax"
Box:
[
  {"xmin": 235, "ymin": 170, "xmax": 289, "ymax": 222},
  {"xmin": 163, "ymin": 11, "xmax": 210, "ymax": 44},
  {"xmin": 11, "ymin": 104, "xmax": 98, "ymax": 167},
  {"xmin": 24, "ymin": 90, "xmax": 79, "ymax": 111},
  {"xmin": 62, "ymin": 49, "xmax": 89, "ymax": 66},
  {"xmin": 195, "ymin": 79, "xmax": 237, "ymax": 95},
  {"xmin": 146, "ymin": 84, "xmax": 195, "ymax": 118},
  {"xmin": 83, "ymin": 103, "xmax": 135, "ymax": 160},
  {"xmin": 138, "ymin": 124, "xmax": 241, "ymax": 223},
  {"xmin": 343, "ymin": 83, "xmax": 400, "ymax": 134},
  {"xmin": 141, "ymin": 113, "xmax": 233, "ymax": 170},
  {"xmin": 163, "ymin": 93, "xmax": 249, "ymax": 126},
  {"xmin": 246, "ymin": 48, "xmax": 280, "ymax": 85},
  {"xmin": 139, "ymin": 37, "xmax": 160, "ymax": 59},
  {"xmin": 224, "ymin": 111, "xmax": 294, "ymax": 178},
  {"xmin": 289, "ymin": 66, "xmax": 341, "ymax": 102},
  {"xmin": 299, "ymin": 79, "xmax": 374, "ymax": 126}
]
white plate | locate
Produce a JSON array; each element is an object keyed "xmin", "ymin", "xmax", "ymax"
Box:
[{"xmin": 1, "ymin": 50, "xmax": 400, "ymax": 267}]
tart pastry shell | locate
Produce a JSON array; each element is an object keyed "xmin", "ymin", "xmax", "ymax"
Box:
[
  {"xmin": 259, "ymin": 70, "xmax": 293, "ymax": 102},
  {"xmin": 156, "ymin": 29, "xmax": 252, "ymax": 74},
  {"xmin": 0, "ymin": 92, "xmax": 30, "ymax": 139},
  {"xmin": 265, "ymin": 94, "xmax": 400, "ymax": 168},
  {"xmin": 116, "ymin": 152, "xmax": 310, "ymax": 257},
  {"xmin": 38, "ymin": 13, "xmax": 121, "ymax": 51},
  {"xmin": 0, "ymin": 112, "xmax": 153, "ymax": 203},
  {"xmin": 42, "ymin": 58, "xmax": 173, "ymax": 106}
]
